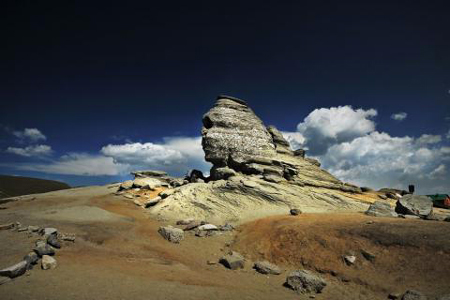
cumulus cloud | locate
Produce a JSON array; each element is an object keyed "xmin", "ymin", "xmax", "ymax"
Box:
[
  {"xmin": 6, "ymin": 145, "xmax": 53, "ymax": 157},
  {"xmin": 284, "ymin": 106, "xmax": 450, "ymax": 194},
  {"xmin": 12, "ymin": 128, "xmax": 47, "ymax": 142},
  {"xmin": 416, "ymin": 134, "xmax": 442, "ymax": 145},
  {"xmin": 391, "ymin": 112, "xmax": 408, "ymax": 121},
  {"xmin": 12, "ymin": 153, "xmax": 127, "ymax": 176},
  {"xmin": 281, "ymin": 131, "xmax": 306, "ymax": 150},
  {"xmin": 295, "ymin": 106, "xmax": 377, "ymax": 155},
  {"xmin": 101, "ymin": 136, "xmax": 210, "ymax": 175}
]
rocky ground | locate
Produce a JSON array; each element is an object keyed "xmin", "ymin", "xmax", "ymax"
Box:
[{"xmin": 1, "ymin": 185, "xmax": 449, "ymax": 300}]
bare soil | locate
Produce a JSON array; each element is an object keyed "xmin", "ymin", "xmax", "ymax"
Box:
[{"xmin": 0, "ymin": 186, "xmax": 449, "ymax": 300}]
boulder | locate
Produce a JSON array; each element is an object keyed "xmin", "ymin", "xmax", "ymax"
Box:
[
  {"xmin": 183, "ymin": 221, "xmax": 202, "ymax": 231},
  {"xmin": 285, "ymin": 270, "xmax": 327, "ymax": 294},
  {"xmin": 41, "ymin": 255, "xmax": 57, "ymax": 270},
  {"xmin": 42, "ymin": 227, "xmax": 58, "ymax": 236},
  {"xmin": 118, "ymin": 180, "xmax": 133, "ymax": 191},
  {"xmin": 0, "ymin": 261, "xmax": 28, "ymax": 278},
  {"xmin": 158, "ymin": 226, "xmax": 184, "ymax": 243},
  {"xmin": 401, "ymin": 290, "xmax": 427, "ymax": 300},
  {"xmin": 365, "ymin": 201, "xmax": 397, "ymax": 217},
  {"xmin": 47, "ymin": 234, "xmax": 61, "ymax": 249},
  {"xmin": 253, "ymin": 261, "xmax": 281, "ymax": 275},
  {"xmin": 219, "ymin": 252, "xmax": 245, "ymax": 270},
  {"xmin": 343, "ymin": 255, "xmax": 356, "ymax": 265},
  {"xmin": 34, "ymin": 240, "xmax": 55, "ymax": 257},
  {"xmin": 395, "ymin": 195, "xmax": 433, "ymax": 218},
  {"xmin": 218, "ymin": 223, "xmax": 235, "ymax": 231}
]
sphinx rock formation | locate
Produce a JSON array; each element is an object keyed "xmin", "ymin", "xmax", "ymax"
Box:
[{"xmin": 149, "ymin": 95, "xmax": 366, "ymax": 223}]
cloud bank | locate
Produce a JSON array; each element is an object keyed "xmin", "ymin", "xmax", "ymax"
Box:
[{"xmin": 283, "ymin": 106, "xmax": 450, "ymax": 194}]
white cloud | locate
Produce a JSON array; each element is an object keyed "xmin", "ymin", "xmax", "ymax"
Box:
[
  {"xmin": 391, "ymin": 112, "xmax": 408, "ymax": 121},
  {"xmin": 281, "ymin": 131, "xmax": 306, "ymax": 150},
  {"xmin": 295, "ymin": 105, "xmax": 377, "ymax": 155},
  {"xmin": 12, "ymin": 128, "xmax": 47, "ymax": 142},
  {"xmin": 284, "ymin": 106, "xmax": 450, "ymax": 194},
  {"xmin": 416, "ymin": 134, "xmax": 442, "ymax": 145},
  {"xmin": 6, "ymin": 145, "xmax": 53, "ymax": 157},
  {"xmin": 13, "ymin": 153, "xmax": 127, "ymax": 176},
  {"xmin": 100, "ymin": 136, "xmax": 210, "ymax": 176}
]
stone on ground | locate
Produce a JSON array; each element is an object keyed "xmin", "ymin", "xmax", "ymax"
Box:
[
  {"xmin": 158, "ymin": 226, "xmax": 184, "ymax": 243},
  {"xmin": 285, "ymin": 270, "xmax": 327, "ymax": 294},
  {"xmin": 290, "ymin": 208, "xmax": 302, "ymax": 216},
  {"xmin": 0, "ymin": 261, "xmax": 28, "ymax": 278},
  {"xmin": 395, "ymin": 195, "xmax": 433, "ymax": 218},
  {"xmin": 47, "ymin": 234, "xmax": 61, "ymax": 249},
  {"xmin": 118, "ymin": 180, "xmax": 133, "ymax": 191},
  {"xmin": 219, "ymin": 251, "xmax": 245, "ymax": 270},
  {"xmin": 253, "ymin": 261, "xmax": 281, "ymax": 275},
  {"xmin": 401, "ymin": 290, "xmax": 427, "ymax": 300},
  {"xmin": 197, "ymin": 224, "xmax": 218, "ymax": 231},
  {"xmin": 34, "ymin": 240, "xmax": 55, "ymax": 256},
  {"xmin": 41, "ymin": 255, "xmax": 57, "ymax": 270},
  {"xmin": 23, "ymin": 252, "xmax": 39, "ymax": 267}
]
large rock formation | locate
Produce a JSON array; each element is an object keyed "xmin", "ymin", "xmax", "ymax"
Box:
[{"xmin": 148, "ymin": 95, "xmax": 366, "ymax": 222}]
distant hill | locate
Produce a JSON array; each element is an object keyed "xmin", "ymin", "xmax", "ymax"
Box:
[{"xmin": 0, "ymin": 175, "xmax": 70, "ymax": 199}]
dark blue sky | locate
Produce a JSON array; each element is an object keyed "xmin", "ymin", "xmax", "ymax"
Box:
[{"xmin": 1, "ymin": 1, "xmax": 449, "ymax": 189}]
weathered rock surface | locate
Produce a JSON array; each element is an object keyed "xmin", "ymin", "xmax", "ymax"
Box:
[
  {"xmin": 0, "ymin": 261, "xmax": 28, "ymax": 278},
  {"xmin": 219, "ymin": 251, "xmax": 245, "ymax": 270},
  {"xmin": 118, "ymin": 180, "xmax": 133, "ymax": 191},
  {"xmin": 146, "ymin": 95, "xmax": 369, "ymax": 222},
  {"xmin": 158, "ymin": 226, "xmax": 184, "ymax": 243},
  {"xmin": 401, "ymin": 290, "xmax": 427, "ymax": 300},
  {"xmin": 23, "ymin": 252, "xmax": 39, "ymax": 267},
  {"xmin": 395, "ymin": 195, "xmax": 433, "ymax": 218},
  {"xmin": 133, "ymin": 178, "xmax": 164, "ymax": 190},
  {"xmin": 285, "ymin": 269, "xmax": 327, "ymax": 294},
  {"xmin": 41, "ymin": 255, "xmax": 57, "ymax": 270},
  {"xmin": 253, "ymin": 261, "xmax": 281, "ymax": 275},
  {"xmin": 290, "ymin": 208, "xmax": 302, "ymax": 216},
  {"xmin": 365, "ymin": 201, "xmax": 397, "ymax": 217}
]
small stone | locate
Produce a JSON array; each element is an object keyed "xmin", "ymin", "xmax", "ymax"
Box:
[
  {"xmin": 344, "ymin": 255, "xmax": 356, "ymax": 265},
  {"xmin": 159, "ymin": 189, "xmax": 175, "ymax": 199},
  {"xmin": 27, "ymin": 225, "xmax": 40, "ymax": 232},
  {"xmin": 59, "ymin": 233, "xmax": 76, "ymax": 242},
  {"xmin": 0, "ymin": 223, "xmax": 14, "ymax": 230},
  {"xmin": 218, "ymin": 223, "xmax": 235, "ymax": 231},
  {"xmin": 253, "ymin": 261, "xmax": 281, "ymax": 275},
  {"xmin": 123, "ymin": 193, "xmax": 134, "ymax": 199},
  {"xmin": 17, "ymin": 227, "xmax": 28, "ymax": 232},
  {"xmin": 361, "ymin": 250, "xmax": 375, "ymax": 262},
  {"xmin": 290, "ymin": 208, "xmax": 302, "ymax": 216},
  {"xmin": 219, "ymin": 252, "xmax": 245, "ymax": 270},
  {"xmin": 207, "ymin": 260, "xmax": 217, "ymax": 265},
  {"xmin": 183, "ymin": 221, "xmax": 202, "ymax": 231},
  {"xmin": 388, "ymin": 292, "xmax": 401, "ymax": 299},
  {"xmin": 0, "ymin": 261, "xmax": 28, "ymax": 278},
  {"xmin": 41, "ymin": 255, "xmax": 57, "ymax": 270},
  {"xmin": 176, "ymin": 218, "xmax": 195, "ymax": 225},
  {"xmin": 144, "ymin": 196, "xmax": 161, "ymax": 208},
  {"xmin": 158, "ymin": 226, "xmax": 184, "ymax": 243},
  {"xmin": 401, "ymin": 290, "xmax": 427, "ymax": 300},
  {"xmin": 197, "ymin": 224, "xmax": 218, "ymax": 231},
  {"xmin": 285, "ymin": 269, "xmax": 327, "ymax": 294}
]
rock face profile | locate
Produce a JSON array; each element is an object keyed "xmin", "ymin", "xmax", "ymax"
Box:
[{"xmin": 148, "ymin": 95, "xmax": 366, "ymax": 222}]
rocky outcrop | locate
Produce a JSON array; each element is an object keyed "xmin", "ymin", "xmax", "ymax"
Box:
[
  {"xmin": 140, "ymin": 95, "xmax": 368, "ymax": 222},
  {"xmin": 365, "ymin": 201, "xmax": 397, "ymax": 217}
]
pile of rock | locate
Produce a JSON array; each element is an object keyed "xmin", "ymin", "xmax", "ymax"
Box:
[
  {"xmin": 158, "ymin": 219, "xmax": 235, "ymax": 243},
  {"xmin": 0, "ymin": 223, "xmax": 75, "ymax": 282}
]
